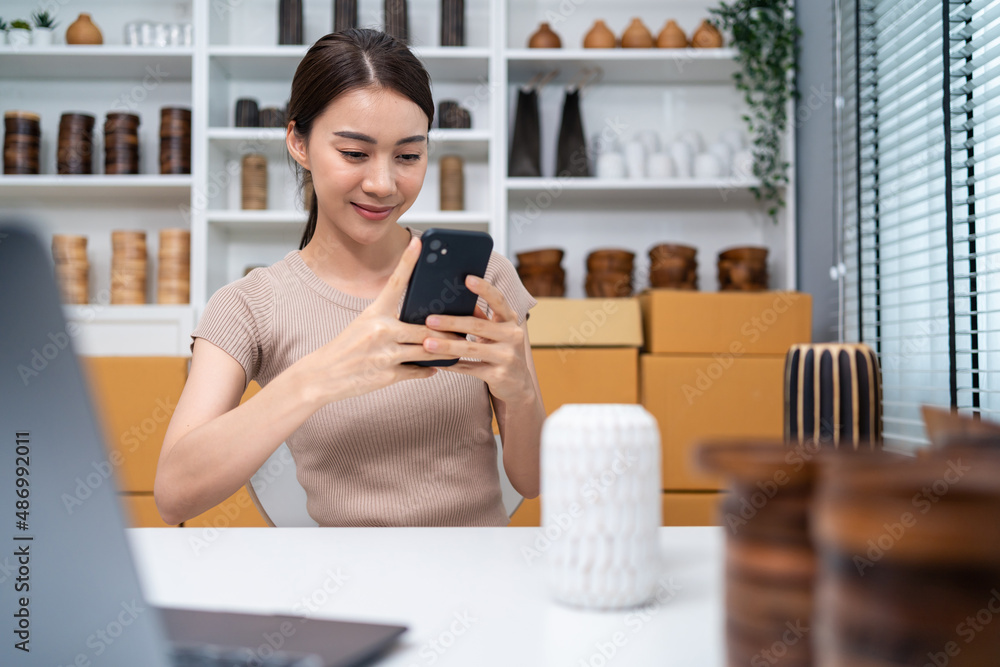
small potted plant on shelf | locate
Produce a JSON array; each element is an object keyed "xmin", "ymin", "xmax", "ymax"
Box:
[
  {"xmin": 32, "ymin": 11, "xmax": 58, "ymax": 46},
  {"xmin": 0, "ymin": 19, "xmax": 8, "ymax": 45},
  {"xmin": 8, "ymin": 19, "xmax": 32, "ymax": 48}
]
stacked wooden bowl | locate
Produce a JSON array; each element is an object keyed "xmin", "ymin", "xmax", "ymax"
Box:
[
  {"xmin": 110, "ymin": 230, "xmax": 147, "ymax": 304},
  {"xmin": 649, "ymin": 243, "xmax": 697, "ymax": 290},
  {"xmin": 51, "ymin": 234, "xmax": 89, "ymax": 305},
  {"xmin": 57, "ymin": 113, "xmax": 95, "ymax": 175},
  {"xmin": 698, "ymin": 441, "xmax": 817, "ymax": 667},
  {"xmin": 586, "ymin": 249, "xmax": 634, "ymax": 297},
  {"xmin": 241, "ymin": 153, "xmax": 268, "ymax": 210},
  {"xmin": 516, "ymin": 248, "xmax": 565, "ymax": 297},
  {"xmin": 4, "ymin": 110, "xmax": 41, "ymax": 175},
  {"xmin": 159, "ymin": 107, "xmax": 191, "ymax": 175},
  {"xmin": 718, "ymin": 246, "xmax": 768, "ymax": 291},
  {"xmin": 813, "ymin": 447, "xmax": 1000, "ymax": 666},
  {"xmin": 104, "ymin": 113, "xmax": 140, "ymax": 175},
  {"xmin": 259, "ymin": 107, "xmax": 286, "ymax": 128},
  {"xmin": 157, "ymin": 228, "xmax": 190, "ymax": 304}
]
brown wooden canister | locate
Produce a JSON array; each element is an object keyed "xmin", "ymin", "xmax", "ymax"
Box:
[
  {"xmin": 159, "ymin": 107, "xmax": 191, "ymax": 175},
  {"xmin": 157, "ymin": 228, "xmax": 190, "ymax": 304},
  {"xmin": 51, "ymin": 234, "xmax": 89, "ymax": 304},
  {"xmin": 57, "ymin": 113, "xmax": 96, "ymax": 175},
  {"xmin": 516, "ymin": 248, "xmax": 565, "ymax": 297},
  {"xmin": 439, "ymin": 154, "xmax": 464, "ymax": 211},
  {"xmin": 649, "ymin": 243, "xmax": 698, "ymax": 290},
  {"xmin": 4, "ymin": 111, "xmax": 41, "ymax": 175},
  {"xmin": 104, "ymin": 112, "xmax": 140, "ymax": 175},
  {"xmin": 110, "ymin": 230, "xmax": 147, "ymax": 304},
  {"xmin": 241, "ymin": 153, "xmax": 268, "ymax": 210}
]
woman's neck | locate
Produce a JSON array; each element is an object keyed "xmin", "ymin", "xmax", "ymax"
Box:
[{"xmin": 299, "ymin": 219, "xmax": 412, "ymax": 298}]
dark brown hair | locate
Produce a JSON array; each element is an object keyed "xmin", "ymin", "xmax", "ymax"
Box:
[{"xmin": 287, "ymin": 29, "xmax": 434, "ymax": 249}]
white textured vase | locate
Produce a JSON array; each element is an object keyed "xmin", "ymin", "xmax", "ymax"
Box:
[{"xmin": 541, "ymin": 404, "xmax": 662, "ymax": 609}]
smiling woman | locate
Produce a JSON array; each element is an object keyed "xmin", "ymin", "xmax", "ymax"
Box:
[{"xmin": 153, "ymin": 29, "xmax": 545, "ymax": 528}]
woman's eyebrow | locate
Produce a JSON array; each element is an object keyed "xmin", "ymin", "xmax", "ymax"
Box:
[{"xmin": 334, "ymin": 131, "xmax": 427, "ymax": 146}]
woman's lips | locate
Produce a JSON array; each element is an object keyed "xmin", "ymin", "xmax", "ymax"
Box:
[{"xmin": 351, "ymin": 202, "xmax": 395, "ymax": 221}]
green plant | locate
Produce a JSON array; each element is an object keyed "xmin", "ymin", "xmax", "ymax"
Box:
[
  {"xmin": 0, "ymin": 18, "xmax": 8, "ymax": 32},
  {"xmin": 710, "ymin": 0, "xmax": 800, "ymax": 221},
  {"xmin": 32, "ymin": 11, "xmax": 57, "ymax": 29},
  {"xmin": 10, "ymin": 19, "xmax": 32, "ymax": 31}
]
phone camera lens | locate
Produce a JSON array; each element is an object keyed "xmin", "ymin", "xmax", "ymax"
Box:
[
  {"xmin": 426, "ymin": 253, "xmax": 438, "ymax": 263},
  {"xmin": 429, "ymin": 239, "xmax": 442, "ymax": 251}
]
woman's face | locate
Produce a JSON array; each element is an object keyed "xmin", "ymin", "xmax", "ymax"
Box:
[{"xmin": 290, "ymin": 86, "xmax": 429, "ymax": 246}]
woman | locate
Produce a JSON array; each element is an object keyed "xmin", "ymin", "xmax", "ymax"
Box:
[{"xmin": 154, "ymin": 29, "xmax": 544, "ymax": 527}]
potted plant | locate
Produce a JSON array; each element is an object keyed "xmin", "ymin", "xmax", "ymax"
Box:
[
  {"xmin": 32, "ymin": 11, "xmax": 58, "ymax": 46},
  {"xmin": 710, "ymin": 1, "xmax": 799, "ymax": 222},
  {"xmin": 0, "ymin": 19, "xmax": 8, "ymax": 46},
  {"xmin": 8, "ymin": 19, "xmax": 31, "ymax": 48}
]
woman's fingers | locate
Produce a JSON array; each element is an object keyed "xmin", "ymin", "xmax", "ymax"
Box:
[
  {"xmin": 466, "ymin": 276, "xmax": 517, "ymax": 323},
  {"xmin": 372, "ymin": 236, "xmax": 421, "ymax": 315}
]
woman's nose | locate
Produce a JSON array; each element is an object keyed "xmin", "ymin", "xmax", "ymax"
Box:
[{"xmin": 362, "ymin": 158, "xmax": 397, "ymax": 198}]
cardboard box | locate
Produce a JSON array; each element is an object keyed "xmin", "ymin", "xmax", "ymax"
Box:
[
  {"xmin": 639, "ymin": 291, "xmax": 812, "ymax": 355},
  {"xmin": 80, "ymin": 357, "xmax": 189, "ymax": 492},
  {"xmin": 532, "ymin": 347, "xmax": 639, "ymax": 415},
  {"xmin": 641, "ymin": 354, "xmax": 786, "ymax": 490},
  {"xmin": 661, "ymin": 492, "xmax": 724, "ymax": 527},
  {"xmin": 528, "ymin": 297, "xmax": 643, "ymax": 347}
]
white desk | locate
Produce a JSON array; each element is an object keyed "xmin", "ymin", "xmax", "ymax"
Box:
[{"xmin": 127, "ymin": 527, "xmax": 725, "ymax": 666}]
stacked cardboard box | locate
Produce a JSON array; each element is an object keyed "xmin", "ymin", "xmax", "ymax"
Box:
[{"xmin": 639, "ymin": 291, "xmax": 812, "ymax": 525}]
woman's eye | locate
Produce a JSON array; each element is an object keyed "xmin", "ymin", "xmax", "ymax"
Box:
[
  {"xmin": 340, "ymin": 151, "xmax": 366, "ymax": 159},
  {"xmin": 399, "ymin": 154, "xmax": 422, "ymax": 162}
]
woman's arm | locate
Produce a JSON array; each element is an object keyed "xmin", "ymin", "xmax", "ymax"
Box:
[
  {"xmin": 491, "ymin": 326, "xmax": 545, "ymax": 498},
  {"xmin": 155, "ymin": 237, "xmax": 456, "ymax": 524}
]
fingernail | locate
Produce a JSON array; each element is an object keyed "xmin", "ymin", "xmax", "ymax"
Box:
[
  {"xmin": 425, "ymin": 338, "xmax": 439, "ymax": 351},
  {"xmin": 426, "ymin": 316, "xmax": 440, "ymax": 327},
  {"xmin": 467, "ymin": 276, "xmax": 479, "ymax": 287}
]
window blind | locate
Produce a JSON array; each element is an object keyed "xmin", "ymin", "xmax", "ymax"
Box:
[
  {"xmin": 841, "ymin": 0, "xmax": 1000, "ymax": 447},
  {"xmin": 951, "ymin": 1, "xmax": 1000, "ymax": 420}
]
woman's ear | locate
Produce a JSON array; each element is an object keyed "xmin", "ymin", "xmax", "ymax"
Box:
[{"xmin": 286, "ymin": 121, "xmax": 310, "ymax": 170}]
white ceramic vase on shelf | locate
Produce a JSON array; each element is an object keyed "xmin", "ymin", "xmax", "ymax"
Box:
[
  {"xmin": 595, "ymin": 152, "xmax": 626, "ymax": 179},
  {"xmin": 32, "ymin": 28, "xmax": 55, "ymax": 46},
  {"xmin": 8, "ymin": 28, "xmax": 31, "ymax": 48},
  {"xmin": 541, "ymin": 404, "xmax": 663, "ymax": 610}
]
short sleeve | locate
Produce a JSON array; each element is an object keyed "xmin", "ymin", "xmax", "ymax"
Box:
[
  {"xmin": 483, "ymin": 252, "xmax": 537, "ymax": 326},
  {"xmin": 190, "ymin": 270, "xmax": 273, "ymax": 386}
]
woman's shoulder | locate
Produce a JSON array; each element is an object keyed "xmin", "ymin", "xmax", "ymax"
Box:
[{"xmin": 209, "ymin": 251, "xmax": 300, "ymax": 303}]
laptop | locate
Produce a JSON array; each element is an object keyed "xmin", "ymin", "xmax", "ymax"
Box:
[{"xmin": 0, "ymin": 225, "xmax": 406, "ymax": 666}]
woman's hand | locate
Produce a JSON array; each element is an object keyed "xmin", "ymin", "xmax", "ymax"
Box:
[
  {"xmin": 293, "ymin": 237, "xmax": 463, "ymax": 408},
  {"xmin": 421, "ymin": 275, "xmax": 537, "ymax": 405}
]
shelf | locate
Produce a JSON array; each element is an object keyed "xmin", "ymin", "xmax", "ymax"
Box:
[
  {"xmin": 62, "ymin": 304, "xmax": 195, "ymax": 356},
  {"xmin": 0, "ymin": 46, "xmax": 193, "ymax": 80},
  {"xmin": 506, "ymin": 48, "xmax": 739, "ymax": 85},
  {"xmin": 0, "ymin": 175, "xmax": 191, "ymax": 205},
  {"xmin": 506, "ymin": 177, "xmax": 763, "ymax": 206},
  {"xmin": 206, "ymin": 209, "xmax": 489, "ymax": 233},
  {"xmin": 209, "ymin": 45, "xmax": 490, "ymax": 82}
]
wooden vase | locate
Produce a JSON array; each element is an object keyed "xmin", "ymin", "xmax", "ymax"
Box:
[
  {"xmin": 333, "ymin": 0, "xmax": 357, "ymax": 33},
  {"xmin": 620, "ymin": 17, "xmax": 654, "ymax": 48},
  {"xmin": 691, "ymin": 20, "xmax": 724, "ymax": 48},
  {"xmin": 384, "ymin": 0, "xmax": 408, "ymax": 43},
  {"xmin": 583, "ymin": 20, "xmax": 616, "ymax": 48},
  {"xmin": 439, "ymin": 155, "xmax": 464, "ymax": 211},
  {"xmin": 279, "ymin": 0, "xmax": 303, "ymax": 45},
  {"xmin": 528, "ymin": 22, "xmax": 561, "ymax": 48},
  {"xmin": 656, "ymin": 19, "xmax": 688, "ymax": 48},
  {"xmin": 440, "ymin": 0, "xmax": 465, "ymax": 46},
  {"xmin": 65, "ymin": 13, "xmax": 103, "ymax": 45}
]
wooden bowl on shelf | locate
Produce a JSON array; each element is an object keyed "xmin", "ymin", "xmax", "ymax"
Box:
[
  {"xmin": 719, "ymin": 246, "xmax": 768, "ymax": 262},
  {"xmin": 587, "ymin": 249, "xmax": 635, "ymax": 273},
  {"xmin": 516, "ymin": 248, "xmax": 564, "ymax": 267}
]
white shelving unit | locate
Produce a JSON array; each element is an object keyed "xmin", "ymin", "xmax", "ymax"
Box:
[{"xmin": 2, "ymin": 0, "xmax": 795, "ymax": 354}]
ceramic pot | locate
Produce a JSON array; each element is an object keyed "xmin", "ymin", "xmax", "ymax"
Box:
[
  {"xmin": 647, "ymin": 152, "xmax": 675, "ymax": 179},
  {"xmin": 595, "ymin": 152, "xmax": 625, "ymax": 179},
  {"xmin": 8, "ymin": 28, "xmax": 31, "ymax": 48},
  {"xmin": 620, "ymin": 17, "xmax": 654, "ymax": 48},
  {"xmin": 32, "ymin": 28, "xmax": 55, "ymax": 46},
  {"xmin": 528, "ymin": 22, "xmax": 561, "ymax": 48},
  {"xmin": 583, "ymin": 20, "xmax": 616, "ymax": 48},
  {"xmin": 66, "ymin": 13, "xmax": 103, "ymax": 45},
  {"xmin": 656, "ymin": 19, "xmax": 687, "ymax": 48},
  {"xmin": 691, "ymin": 19, "xmax": 723, "ymax": 48}
]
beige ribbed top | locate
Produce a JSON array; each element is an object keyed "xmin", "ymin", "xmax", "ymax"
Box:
[{"xmin": 191, "ymin": 229, "xmax": 536, "ymax": 527}]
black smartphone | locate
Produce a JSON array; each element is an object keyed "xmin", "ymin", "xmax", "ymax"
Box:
[{"xmin": 400, "ymin": 228, "xmax": 494, "ymax": 367}]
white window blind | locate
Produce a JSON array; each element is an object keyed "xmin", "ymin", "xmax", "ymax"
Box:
[
  {"xmin": 841, "ymin": 0, "xmax": 1000, "ymax": 446},
  {"xmin": 952, "ymin": 0, "xmax": 1000, "ymax": 420}
]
